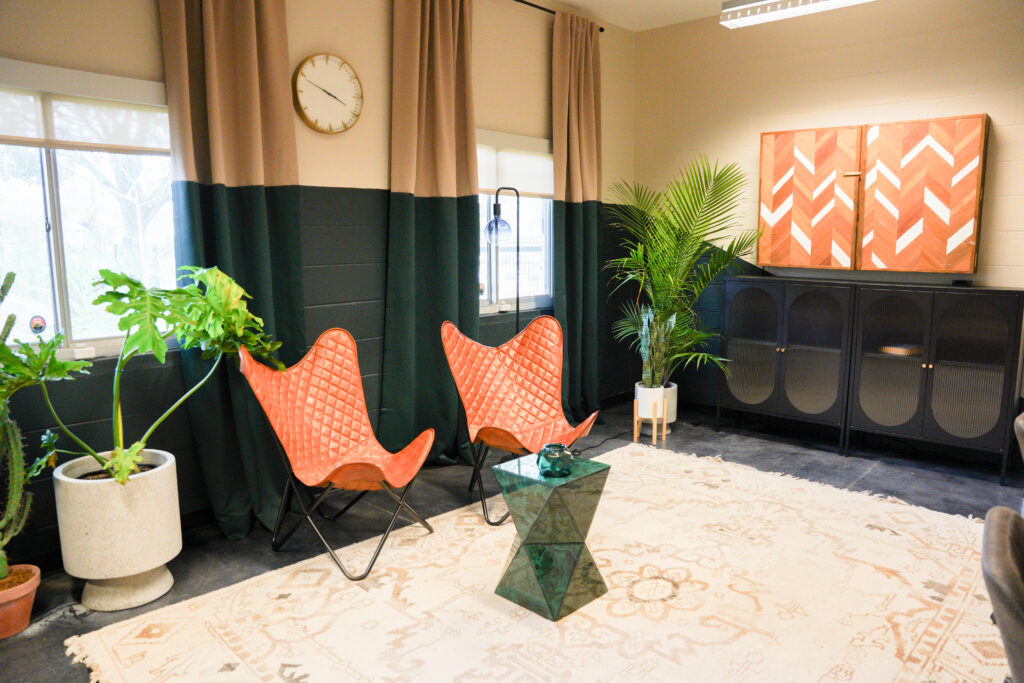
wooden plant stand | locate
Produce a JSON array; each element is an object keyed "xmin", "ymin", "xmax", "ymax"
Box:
[{"xmin": 633, "ymin": 398, "xmax": 668, "ymax": 446}]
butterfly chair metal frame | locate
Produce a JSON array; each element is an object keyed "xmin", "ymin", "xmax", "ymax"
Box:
[
  {"xmin": 240, "ymin": 329, "xmax": 434, "ymax": 581},
  {"xmin": 442, "ymin": 315, "xmax": 598, "ymax": 526}
]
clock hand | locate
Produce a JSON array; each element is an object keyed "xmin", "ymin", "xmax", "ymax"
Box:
[{"xmin": 303, "ymin": 77, "xmax": 347, "ymax": 107}]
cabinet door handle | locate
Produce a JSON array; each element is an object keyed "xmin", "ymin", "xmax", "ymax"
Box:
[
  {"xmin": 921, "ymin": 363, "xmax": 927, "ymax": 368},
  {"xmin": 928, "ymin": 363, "xmax": 934, "ymax": 369},
  {"xmin": 842, "ymin": 171, "xmax": 862, "ymax": 177},
  {"xmin": 775, "ymin": 347, "xmax": 780, "ymax": 352},
  {"xmin": 781, "ymin": 348, "xmax": 786, "ymax": 353}
]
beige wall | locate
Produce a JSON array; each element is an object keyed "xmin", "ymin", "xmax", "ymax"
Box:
[
  {"xmin": 287, "ymin": 0, "xmax": 393, "ymax": 189},
  {"xmin": 289, "ymin": 0, "xmax": 634, "ymax": 193},
  {"xmin": 0, "ymin": 0, "xmax": 164, "ymax": 82},
  {"xmin": 0, "ymin": 0, "xmax": 633, "ymax": 195},
  {"xmin": 634, "ymin": 0, "xmax": 1024, "ymax": 286}
]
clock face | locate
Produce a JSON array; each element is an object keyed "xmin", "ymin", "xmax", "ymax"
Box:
[{"xmin": 293, "ymin": 54, "xmax": 363, "ymax": 134}]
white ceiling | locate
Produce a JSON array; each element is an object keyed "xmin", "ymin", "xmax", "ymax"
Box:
[{"xmin": 568, "ymin": 0, "xmax": 721, "ymax": 32}]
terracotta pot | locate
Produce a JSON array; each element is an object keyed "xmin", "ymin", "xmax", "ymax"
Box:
[{"xmin": 0, "ymin": 564, "xmax": 40, "ymax": 640}]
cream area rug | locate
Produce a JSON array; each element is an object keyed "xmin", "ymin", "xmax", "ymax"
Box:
[{"xmin": 66, "ymin": 446, "xmax": 1008, "ymax": 682}]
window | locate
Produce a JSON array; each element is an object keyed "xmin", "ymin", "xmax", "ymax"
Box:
[
  {"xmin": 0, "ymin": 76, "xmax": 174, "ymax": 357},
  {"xmin": 477, "ymin": 131, "xmax": 554, "ymax": 314}
]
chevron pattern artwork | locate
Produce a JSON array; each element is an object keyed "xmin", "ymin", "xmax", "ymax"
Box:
[
  {"xmin": 859, "ymin": 114, "xmax": 987, "ymax": 273},
  {"xmin": 757, "ymin": 126, "xmax": 861, "ymax": 269}
]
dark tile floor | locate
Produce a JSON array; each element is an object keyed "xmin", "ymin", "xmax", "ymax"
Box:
[{"xmin": 2, "ymin": 402, "xmax": 1021, "ymax": 681}]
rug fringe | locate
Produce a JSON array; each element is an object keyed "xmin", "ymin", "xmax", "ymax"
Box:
[{"xmin": 65, "ymin": 635, "xmax": 108, "ymax": 683}]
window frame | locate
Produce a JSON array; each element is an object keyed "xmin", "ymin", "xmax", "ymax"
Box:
[
  {"xmin": 0, "ymin": 58, "xmax": 171, "ymax": 359},
  {"xmin": 476, "ymin": 130, "xmax": 555, "ymax": 316}
]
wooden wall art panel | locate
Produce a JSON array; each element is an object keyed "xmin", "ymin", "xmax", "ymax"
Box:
[
  {"xmin": 757, "ymin": 127, "xmax": 861, "ymax": 269},
  {"xmin": 858, "ymin": 114, "xmax": 988, "ymax": 273}
]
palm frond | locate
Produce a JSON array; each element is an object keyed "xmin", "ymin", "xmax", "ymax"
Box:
[{"xmin": 607, "ymin": 155, "xmax": 753, "ymax": 387}]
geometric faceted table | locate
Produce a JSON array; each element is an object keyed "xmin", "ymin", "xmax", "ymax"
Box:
[{"xmin": 492, "ymin": 455, "xmax": 610, "ymax": 620}]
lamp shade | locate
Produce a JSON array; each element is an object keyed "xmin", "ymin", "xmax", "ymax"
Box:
[{"xmin": 485, "ymin": 216, "xmax": 513, "ymax": 245}]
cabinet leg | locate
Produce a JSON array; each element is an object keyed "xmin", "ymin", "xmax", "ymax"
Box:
[{"xmin": 1000, "ymin": 450, "xmax": 1008, "ymax": 486}]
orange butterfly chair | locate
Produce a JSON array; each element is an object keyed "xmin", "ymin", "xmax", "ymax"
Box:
[
  {"xmin": 441, "ymin": 315, "xmax": 598, "ymax": 525},
  {"xmin": 239, "ymin": 328, "xmax": 434, "ymax": 581}
]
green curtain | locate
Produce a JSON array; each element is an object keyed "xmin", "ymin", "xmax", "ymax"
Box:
[
  {"xmin": 378, "ymin": 193, "xmax": 479, "ymax": 462},
  {"xmin": 552, "ymin": 12, "xmax": 602, "ymax": 422},
  {"xmin": 174, "ymin": 182, "xmax": 305, "ymax": 538},
  {"xmin": 378, "ymin": 0, "xmax": 480, "ymax": 463},
  {"xmin": 159, "ymin": 0, "xmax": 303, "ymax": 537},
  {"xmin": 553, "ymin": 200, "xmax": 601, "ymax": 422}
]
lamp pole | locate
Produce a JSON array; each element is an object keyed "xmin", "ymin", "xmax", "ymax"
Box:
[{"xmin": 492, "ymin": 186, "xmax": 521, "ymax": 334}]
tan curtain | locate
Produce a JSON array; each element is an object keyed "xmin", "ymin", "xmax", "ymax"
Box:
[
  {"xmin": 379, "ymin": 0, "xmax": 481, "ymax": 462},
  {"xmin": 390, "ymin": 0, "xmax": 478, "ymax": 197},
  {"xmin": 159, "ymin": 0, "xmax": 298, "ymax": 187},
  {"xmin": 553, "ymin": 12, "xmax": 601, "ymax": 204},
  {"xmin": 157, "ymin": 0, "xmax": 303, "ymax": 539},
  {"xmin": 552, "ymin": 11, "xmax": 601, "ymax": 421}
]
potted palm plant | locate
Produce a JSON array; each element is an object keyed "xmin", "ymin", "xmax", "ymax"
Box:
[
  {"xmin": 607, "ymin": 156, "xmax": 758, "ymax": 433},
  {"xmin": 43, "ymin": 266, "xmax": 280, "ymax": 611},
  {"xmin": 0, "ymin": 272, "xmax": 90, "ymax": 638}
]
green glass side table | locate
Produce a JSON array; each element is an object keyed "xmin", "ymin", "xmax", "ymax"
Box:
[{"xmin": 492, "ymin": 455, "xmax": 610, "ymax": 621}]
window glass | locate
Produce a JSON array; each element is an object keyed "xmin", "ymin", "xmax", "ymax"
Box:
[
  {"xmin": 476, "ymin": 137, "xmax": 554, "ymax": 311},
  {"xmin": 51, "ymin": 96, "xmax": 170, "ymax": 148},
  {"xmin": 0, "ymin": 144, "xmax": 58, "ymax": 339},
  {"xmin": 54, "ymin": 149, "xmax": 175, "ymax": 340},
  {"xmin": 0, "ymin": 87, "xmax": 45, "ymax": 139}
]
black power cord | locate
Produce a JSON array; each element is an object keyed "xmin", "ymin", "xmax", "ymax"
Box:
[{"xmin": 573, "ymin": 429, "xmax": 633, "ymax": 457}]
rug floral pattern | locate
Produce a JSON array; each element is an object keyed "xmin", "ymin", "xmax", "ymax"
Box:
[{"xmin": 66, "ymin": 447, "xmax": 1008, "ymax": 681}]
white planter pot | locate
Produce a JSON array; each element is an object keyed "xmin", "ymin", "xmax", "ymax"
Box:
[
  {"xmin": 53, "ymin": 449, "xmax": 182, "ymax": 611},
  {"xmin": 635, "ymin": 382, "xmax": 678, "ymax": 432}
]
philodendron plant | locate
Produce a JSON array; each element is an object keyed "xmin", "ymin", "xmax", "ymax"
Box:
[
  {"xmin": 0, "ymin": 272, "xmax": 90, "ymax": 579},
  {"xmin": 41, "ymin": 266, "xmax": 282, "ymax": 484}
]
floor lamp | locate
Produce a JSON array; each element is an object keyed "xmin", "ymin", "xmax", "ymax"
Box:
[{"xmin": 485, "ymin": 186, "xmax": 521, "ymax": 334}]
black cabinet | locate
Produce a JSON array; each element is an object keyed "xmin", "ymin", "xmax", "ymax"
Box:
[
  {"xmin": 720, "ymin": 278, "xmax": 853, "ymax": 433},
  {"xmin": 849, "ymin": 288, "xmax": 933, "ymax": 438},
  {"xmin": 851, "ymin": 286, "xmax": 1022, "ymax": 459},
  {"xmin": 720, "ymin": 277, "xmax": 1024, "ymax": 483}
]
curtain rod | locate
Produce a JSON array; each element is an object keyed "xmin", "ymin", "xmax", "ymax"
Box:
[{"xmin": 512, "ymin": 0, "xmax": 606, "ymax": 32}]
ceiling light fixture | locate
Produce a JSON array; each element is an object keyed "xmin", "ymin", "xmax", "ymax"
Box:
[{"xmin": 720, "ymin": 0, "xmax": 879, "ymax": 29}]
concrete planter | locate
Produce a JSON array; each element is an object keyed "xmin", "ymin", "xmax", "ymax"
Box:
[
  {"xmin": 635, "ymin": 382, "xmax": 678, "ymax": 434},
  {"xmin": 53, "ymin": 449, "xmax": 181, "ymax": 611}
]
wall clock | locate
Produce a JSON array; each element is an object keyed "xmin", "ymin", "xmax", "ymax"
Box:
[{"xmin": 293, "ymin": 53, "xmax": 363, "ymax": 134}]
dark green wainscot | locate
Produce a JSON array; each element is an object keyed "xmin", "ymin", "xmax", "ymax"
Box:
[{"xmin": 492, "ymin": 455, "xmax": 610, "ymax": 620}]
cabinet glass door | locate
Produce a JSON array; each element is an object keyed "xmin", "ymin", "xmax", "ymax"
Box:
[
  {"xmin": 850, "ymin": 290, "xmax": 931, "ymax": 436},
  {"xmin": 722, "ymin": 282, "xmax": 782, "ymax": 411},
  {"xmin": 923, "ymin": 293, "xmax": 1016, "ymax": 450},
  {"xmin": 778, "ymin": 285, "xmax": 850, "ymax": 424}
]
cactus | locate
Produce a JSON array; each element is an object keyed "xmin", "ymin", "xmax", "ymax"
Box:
[
  {"xmin": 1, "ymin": 404, "xmax": 29, "ymax": 579},
  {"xmin": 0, "ymin": 272, "xmax": 27, "ymax": 579},
  {"xmin": 0, "ymin": 272, "xmax": 90, "ymax": 580}
]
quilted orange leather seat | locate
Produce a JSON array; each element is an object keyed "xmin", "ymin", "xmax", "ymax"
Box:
[
  {"xmin": 441, "ymin": 315, "xmax": 598, "ymax": 524},
  {"xmin": 240, "ymin": 328, "xmax": 434, "ymax": 580}
]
